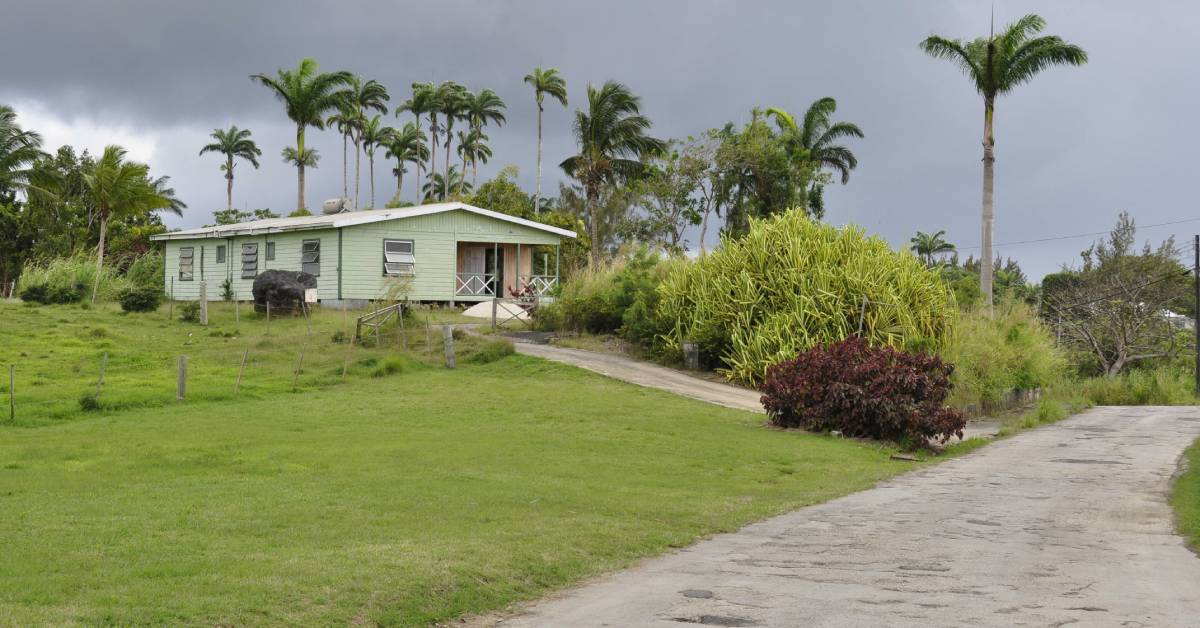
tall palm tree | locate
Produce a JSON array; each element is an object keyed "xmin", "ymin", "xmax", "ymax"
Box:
[
  {"xmin": 560, "ymin": 81, "xmax": 666, "ymax": 267},
  {"xmin": 395, "ymin": 83, "xmax": 436, "ymax": 204},
  {"xmin": 385, "ymin": 122, "xmax": 428, "ymax": 205},
  {"xmin": 524, "ymin": 68, "xmax": 568, "ymax": 214},
  {"xmin": 326, "ymin": 103, "xmax": 359, "ymax": 202},
  {"xmin": 250, "ymin": 58, "xmax": 353, "ymax": 212},
  {"xmin": 921, "ymin": 14, "xmax": 1086, "ymax": 309},
  {"xmin": 765, "ymin": 98, "xmax": 863, "ymax": 214},
  {"xmin": 456, "ymin": 129, "xmax": 492, "ymax": 191},
  {"xmin": 436, "ymin": 82, "xmax": 469, "ymax": 201},
  {"xmin": 359, "ymin": 115, "xmax": 395, "ymax": 209},
  {"xmin": 343, "ymin": 77, "xmax": 390, "ymax": 208},
  {"xmin": 83, "ymin": 145, "xmax": 179, "ymax": 301},
  {"xmin": 0, "ymin": 105, "xmax": 44, "ymax": 193},
  {"xmin": 910, "ymin": 230, "xmax": 956, "ymax": 266},
  {"xmin": 198, "ymin": 126, "xmax": 261, "ymax": 211}
]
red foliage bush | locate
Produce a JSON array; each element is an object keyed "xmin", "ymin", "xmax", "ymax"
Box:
[{"xmin": 759, "ymin": 336, "xmax": 965, "ymax": 444}]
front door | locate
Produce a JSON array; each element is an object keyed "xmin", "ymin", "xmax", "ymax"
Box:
[{"xmin": 485, "ymin": 247, "xmax": 505, "ymax": 297}]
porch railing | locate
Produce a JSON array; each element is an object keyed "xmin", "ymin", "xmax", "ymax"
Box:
[
  {"xmin": 456, "ymin": 272, "xmax": 497, "ymax": 297},
  {"xmin": 519, "ymin": 274, "xmax": 559, "ymax": 297}
]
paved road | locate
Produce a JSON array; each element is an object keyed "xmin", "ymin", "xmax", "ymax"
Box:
[
  {"xmin": 511, "ymin": 341, "xmax": 999, "ymax": 441},
  {"xmin": 498, "ymin": 406, "xmax": 1200, "ymax": 627}
]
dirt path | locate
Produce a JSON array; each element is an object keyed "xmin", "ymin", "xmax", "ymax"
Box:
[{"xmin": 497, "ymin": 406, "xmax": 1200, "ymax": 627}]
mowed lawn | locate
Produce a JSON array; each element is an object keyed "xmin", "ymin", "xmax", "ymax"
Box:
[{"xmin": 0, "ymin": 302, "xmax": 935, "ymax": 626}]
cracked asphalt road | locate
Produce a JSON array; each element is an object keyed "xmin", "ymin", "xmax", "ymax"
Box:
[{"xmin": 497, "ymin": 406, "xmax": 1200, "ymax": 627}]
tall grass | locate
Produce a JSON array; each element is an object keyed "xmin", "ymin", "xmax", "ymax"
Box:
[
  {"xmin": 1080, "ymin": 366, "xmax": 1199, "ymax": 405},
  {"xmin": 941, "ymin": 301, "xmax": 1066, "ymax": 410},
  {"xmin": 16, "ymin": 254, "xmax": 132, "ymax": 303}
]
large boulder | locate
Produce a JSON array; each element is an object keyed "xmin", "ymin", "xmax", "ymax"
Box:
[{"xmin": 252, "ymin": 270, "xmax": 317, "ymax": 313}]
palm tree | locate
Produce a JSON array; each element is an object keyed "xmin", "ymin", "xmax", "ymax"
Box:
[
  {"xmin": 910, "ymin": 230, "xmax": 956, "ymax": 265},
  {"xmin": 456, "ymin": 129, "xmax": 492, "ymax": 191},
  {"xmin": 343, "ymin": 77, "xmax": 390, "ymax": 208},
  {"xmin": 0, "ymin": 105, "xmax": 44, "ymax": 193},
  {"xmin": 395, "ymin": 83, "xmax": 436, "ymax": 204},
  {"xmin": 524, "ymin": 68, "xmax": 568, "ymax": 214},
  {"xmin": 82, "ymin": 145, "xmax": 179, "ymax": 301},
  {"xmin": 385, "ymin": 122, "xmax": 428, "ymax": 205},
  {"xmin": 326, "ymin": 103, "xmax": 359, "ymax": 202},
  {"xmin": 921, "ymin": 14, "xmax": 1087, "ymax": 309},
  {"xmin": 359, "ymin": 115, "xmax": 395, "ymax": 209},
  {"xmin": 560, "ymin": 81, "xmax": 666, "ymax": 266},
  {"xmin": 765, "ymin": 98, "xmax": 863, "ymax": 213},
  {"xmin": 198, "ymin": 126, "xmax": 261, "ymax": 211},
  {"xmin": 250, "ymin": 58, "xmax": 353, "ymax": 212},
  {"xmin": 436, "ymin": 82, "xmax": 469, "ymax": 201},
  {"xmin": 422, "ymin": 165, "xmax": 470, "ymax": 201}
]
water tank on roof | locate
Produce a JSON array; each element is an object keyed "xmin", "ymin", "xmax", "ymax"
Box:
[{"xmin": 323, "ymin": 198, "xmax": 352, "ymax": 214}]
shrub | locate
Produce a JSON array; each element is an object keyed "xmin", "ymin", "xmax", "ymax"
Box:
[
  {"xmin": 467, "ymin": 339, "xmax": 516, "ymax": 364},
  {"xmin": 119, "ymin": 287, "xmax": 163, "ymax": 313},
  {"xmin": 658, "ymin": 210, "xmax": 957, "ymax": 385},
  {"xmin": 941, "ymin": 301, "xmax": 1066, "ymax": 409},
  {"xmin": 760, "ymin": 336, "xmax": 965, "ymax": 444},
  {"xmin": 178, "ymin": 301, "xmax": 200, "ymax": 323},
  {"xmin": 78, "ymin": 393, "xmax": 101, "ymax": 412},
  {"xmin": 124, "ymin": 252, "xmax": 165, "ymax": 290},
  {"xmin": 371, "ymin": 357, "xmax": 406, "ymax": 378},
  {"xmin": 220, "ymin": 277, "xmax": 234, "ymax": 301},
  {"xmin": 544, "ymin": 247, "xmax": 675, "ymax": 346},
  {"xmin": 17, "ymin": 255, "xmax": 131, "ymax": 304}
]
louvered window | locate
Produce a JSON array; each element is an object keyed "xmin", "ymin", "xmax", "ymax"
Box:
[
  {"xmin": 301, "ymin": 239, "xmax": 320, "ymax": 276},
  {"xmin": 178, "ymin": 247, "xmax": 194, "ymax": 281},
  {"xmin": 383, "ymin": 239, "xmax": 415, "ymax": 276},
  {"xmin": 241, "ymin": 243, "xmax": 258, "ymax": 279}
]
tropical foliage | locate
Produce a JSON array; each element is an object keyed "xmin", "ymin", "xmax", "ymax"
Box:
[
  {"xmin": 524, "ymin": 67, "xmax": 568, "ymax": 213},
  {"xmin": 198, "ymin": 126, "xmax": 261, "ymax": 210}
]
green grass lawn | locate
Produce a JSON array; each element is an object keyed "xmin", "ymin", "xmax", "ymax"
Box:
[
  {"xmin": 0, "ymin": 301, "xmax": 957, "ymax": 625},
  {"xmin": 1174, "ymin": 438, "xmax": 1200, "ymax": 554}
]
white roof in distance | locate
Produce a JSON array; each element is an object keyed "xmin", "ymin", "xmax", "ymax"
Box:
[{"xmin": 150, "ymin": 202, "xmax": 576, "ymax": 240}]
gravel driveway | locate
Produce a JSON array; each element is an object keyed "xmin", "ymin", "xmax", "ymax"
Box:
[{"xmin": 497, "ymin": 406, "xmax": 1200, "ymax": 627}]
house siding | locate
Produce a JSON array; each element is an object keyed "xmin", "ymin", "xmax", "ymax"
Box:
[{"xmin": 162, "ymin": 209, "xmax": 564, "ymax": 302}]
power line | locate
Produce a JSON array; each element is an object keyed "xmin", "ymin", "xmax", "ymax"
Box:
[{"xmin": 956, "ymin": 217, "xmax": 1200, "ymax": 251}]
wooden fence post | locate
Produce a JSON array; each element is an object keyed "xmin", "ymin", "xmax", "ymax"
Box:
[
  {"xmin": 443, "ymin": 325, "xmax": 456, "ymax": 369},
  {"xmin": 95, "ymin": 352, "xmax": 108, "ymax": 401},
  {"xmin": 199, "ymin": 281, "xmax": 208, "ymax": 326},
  {"xmin": 176, "ymin": 356, "xmax": 188, "ymax": 402},
  {"xmin": 234, "ymin": 348, "xmax": 248, "ymax": 395},
  {"xmin": 399, "ymin": 306, "xmax": 408, "ymax": 351},
  {"xmin": 492, "ymin": 298, "xmax": 498, "ymax": 331},
  {"xmin": 292, "ymin": 345, "xmax": 307, "ymax": 392}
]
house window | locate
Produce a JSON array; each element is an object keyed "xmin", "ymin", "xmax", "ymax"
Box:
[
  {"xmin": 241, "ymin": 243, "xmax": 258, "ymax": 279},
  {"xmin": 178, "ymin": 247, "xmax": 194, "ymax": 281},
  {"xmin": 216, "ymin": 245, "xmax": 226, "ymax": 264},
  {"xmin": 301, "ymin": 239, "xmax": 320, "ymax": 276},
  {"xmin": 266, "ymin": 241, "xmax": 275, "ymax": 261},
  {"xmin": 383, "ymin": 239, "xmax": 415, "ymax": 276}
]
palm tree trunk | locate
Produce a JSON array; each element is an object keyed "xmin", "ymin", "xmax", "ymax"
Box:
[
  {"xmin": 369, "ymin": 152, "xmax": 375, "ymax": 209},
  {"xmin": 429, "ymin": 114, "xmax": 438, "ymax": 200},
  {"xmin": 225, "ymin": 168, "xmax": 234, "ymax": 211},
  {"xmin": 472, "ymin": 157, "xmax": 478, "ymax": 190},
  {"xmin": 980, "ymin": 99, "xmax": 995, "ymax": 312},
  {"xmin": 342, "ymin": 132, "xmax": 349, "ymax": 200},
  {"xmin": 535, "ymin": 105, "xmax": 543, "ymax": 214},
  {"xmin": 460, "ymin": 152, "xmax": 468, "ymax": 196},
  {"xmin": 414, "ymin": 113, "xmax": 423, "ymax": 205},
  {"xmin": 443, "ymin": 135, "xmax": 452, "ymax": 200},
  {"xmin": 354, "ymin": 138, "xmax": 362, "ymax": 209},
  {"xmin": 90, "ymin": 211, "xmax": 108, "ymax": 303},
  {"xmin": 296, "ymin": 125, "xmax": 306, "ymax": 213},
  {"xmin": 587, "ymin": 181, "xmax": 601, "ymax": 268},
  {"xmin": 397, "ymin": 167, "xmax": 404, "ymax": 203}
]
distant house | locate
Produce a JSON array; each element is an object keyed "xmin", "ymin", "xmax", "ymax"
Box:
[{"xmin": 150, "ymin": 202, "xmax": 575, "ymax": 305}]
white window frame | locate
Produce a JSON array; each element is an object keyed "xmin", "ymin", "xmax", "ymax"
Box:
[
  {"xmin": 266, "ymin": 241, "xmax": 275, "ymax": 261},
  {"xmin": 215, "ymin": 245, "xmax": 226, "ymax": 264},
  {"xmin": 178, "ymin": 247, "xmax": 194, "ymax": 281},
  {"xmin": 383, "ymin": 239, "xmax": 415, "ymax": 276},
  {"xmin": 301, "ymin": 239, "xmax": 321, "ymax": 276}
]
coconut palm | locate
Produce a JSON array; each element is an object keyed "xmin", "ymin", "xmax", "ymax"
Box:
[
  {"xmin": 82, "ymin": 145, "xmax": 179, "ymax": 301},
  {"xmin": 198, "ymin": 126, "xmax": 261, "ymax": 211},
  {"xmin": 0, "ymin": 105, "xmax": 44, "ymax": 193},
  {"xmin": 422, "ymin": 165, "xmax": 470, "ymax": 201},
  {"xmin": 250, "ymin": 58, "xmax": 353, "ymax": 212},
  {"xmin": 342, "ymin": 77, "xmax": 390, "ymax": 208},
  {"xmin": 921, "ymin": 14, "xmax": 1087, "ymax": 309},
  {"xmin": 385, "ymin": 122, "xmax": 428, "ymax": 205},
  {"xmin": 436, "ymin": 82, "xmax": 469, "ymax": 201},
  {"xmin": 560, "ymin": 81, "xmax": 666, "ymax": 266},
  {"xmin": 456, "ymin": 129, "xmax": 492, "ymax": 191},
  {"xmin": 910, "ymin": 230, "xmax": 956, "ymax": 265},
  {"xmin": 359, "ymin": 115, "xmax": 395, "ymax": 209},
  {"xmin": 524, "ymin": 68, "xmax": 568, "ymax": 214},
  {"xmin": 396, "ymin": 82, "xmax": 439, "ymax": 205}
]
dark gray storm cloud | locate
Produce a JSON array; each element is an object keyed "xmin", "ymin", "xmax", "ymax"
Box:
[{"xmin": 2, "ymin": 0, "xmax": 1196, "ymax": 278}]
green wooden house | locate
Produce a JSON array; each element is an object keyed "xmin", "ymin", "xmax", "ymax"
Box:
[{"xmin": 150, "ymin": 202, "xmax": 576, "ymax": 306}]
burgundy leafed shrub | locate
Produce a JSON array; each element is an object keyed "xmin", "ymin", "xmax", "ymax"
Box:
[{"xmin": 760, "ymin": 336, "xmax": 965, "ymax": 444}]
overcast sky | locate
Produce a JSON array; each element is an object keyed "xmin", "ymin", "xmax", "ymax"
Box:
[{"xmin": 2, "ymin": 0, "xmax": 1195, "ymax": 279}]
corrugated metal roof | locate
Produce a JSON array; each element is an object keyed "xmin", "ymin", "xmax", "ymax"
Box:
[{"xmin": 150, "ymin": 202, "xmax": 577, "ymax": 240}]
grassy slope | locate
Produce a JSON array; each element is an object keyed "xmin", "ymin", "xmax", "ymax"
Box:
[
  {"xmin": 1175, "ymin": 439, "xmax": 1200, "ymax": 554},
  {"xmin": 0, "ymin": 302, "xmax": 938, "ymax": 626}
]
